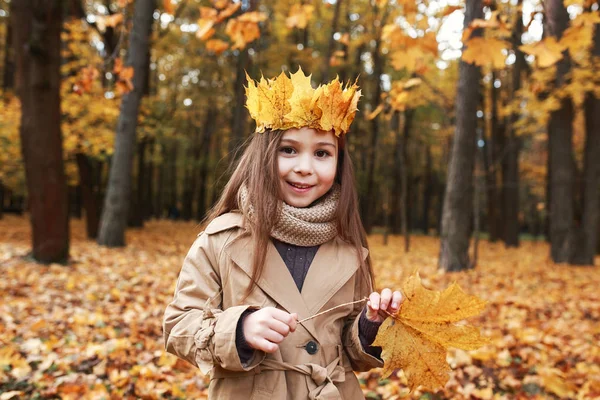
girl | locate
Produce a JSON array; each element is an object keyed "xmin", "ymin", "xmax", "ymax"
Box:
[{"xmin": 163, "ymin": 68, "xmax": 403, "ymax": 399}]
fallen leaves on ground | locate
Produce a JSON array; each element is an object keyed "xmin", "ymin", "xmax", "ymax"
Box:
[{"xmin": 1, "ymin": 216, "xmax": 600, "ymax": 399}]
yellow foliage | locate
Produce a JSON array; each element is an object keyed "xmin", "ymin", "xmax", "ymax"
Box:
[
  {"xmin": 286, "ymin": 4, "xmax": 314, "ymax": 29},
  {"xmin": 462, "ymin": 37, "xmax": 508, "ymax": 70},
  {"xmin": 0, "ymin": 97, "xmax": 25, "ymax": 192},
  {"xmin": 205, "ymin": 39, "xmax": 229, "ymax": 55},
  {"xmin": 225, "ymin": 13, "xmax": 267, "ymax": 50},
  {"xmin": 520, "ymin": 37, "xmax": 566, "ymax": 68},
  {"xmin": 373, "ymin": 273, "xmax": 488, "ymax": 390}
]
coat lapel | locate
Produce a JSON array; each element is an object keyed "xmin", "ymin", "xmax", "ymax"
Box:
[
  {"xmin": 225, "ymin": 234, "xmax": 321, "ymax": 341},
  {"xmin": 225, "ymin": 233, "xmax": 368, "ymax": 343},
  {"xmin": 301, "ymin": 237, "xmax": 368, "ymax": 314}
]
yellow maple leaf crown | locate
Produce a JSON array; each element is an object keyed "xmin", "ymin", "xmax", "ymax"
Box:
[{"xmin": 244, "ymin": 67, "xmax": 362, "ymax": 136}]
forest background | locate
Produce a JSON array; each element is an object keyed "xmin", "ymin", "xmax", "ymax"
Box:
[{"xmin": 0, "ymin": 0, "xmax": 599, "ymax": 398}]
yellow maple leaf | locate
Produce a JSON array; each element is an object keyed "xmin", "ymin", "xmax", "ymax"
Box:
[
  {"xmin": 462, "ymin": 37, "xmax": 507, "ymax": 69},
  {"xmin": 372, "ymin": 272, "xmax": 488, "ymax": 391},
  {"xmin": 520, "ymin": 37, "xmax": 566, "ymax": 68},
  {"xmin": 560, "ymin": 24, "xmax": 593, "ymax": 55},
  {"xmin": 285, "ymin": 67, "xmax": 321, "ymax": 128},
  {"xmin": 225, "ymin": 16, "xmax": 263, "ymax": 49},
  {"xmin": 286, "ymin": 4, "xmax": 314, "ymax": 29},
  {"xmin": 245, "ymin": 72, "xmax": 293, "ymax": 132},
  {"xmin": 317, "ymin": 78, "xmax": 360, "ymax": 136},
  {"xmin": 390, "ymin": 47, "xmax": 426, "ymax": 72}
]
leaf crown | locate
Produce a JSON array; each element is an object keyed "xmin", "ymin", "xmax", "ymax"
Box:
[{"xmin": 244, "ymin": 67, "xmax": 361, "ymax": 136}]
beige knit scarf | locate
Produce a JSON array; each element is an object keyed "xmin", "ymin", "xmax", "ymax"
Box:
[{"xmin": 239, "ymin": 184, "xmax": 340, "ymax": 246}]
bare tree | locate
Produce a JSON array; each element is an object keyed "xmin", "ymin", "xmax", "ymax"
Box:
[
  {"xmin": 438, "ymin": 0, "xmax": 483, "ymax": 271},
  {"xmin": 13, "ymin": 0, "xmax": 69, "ymax": 262},
  {"xmin": 98, "ymin": 0, "xmax": 156, "ymax": 247}
]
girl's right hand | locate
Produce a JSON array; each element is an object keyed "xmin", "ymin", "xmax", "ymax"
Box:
[{"xmin": 242, "ymin": 307, "xmax": 298, "ymax": 353}]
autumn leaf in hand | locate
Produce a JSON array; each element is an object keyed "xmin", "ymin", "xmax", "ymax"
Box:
[{"xmin": 372, "ymin": 272, "xmax": 488, "ymax": 391}]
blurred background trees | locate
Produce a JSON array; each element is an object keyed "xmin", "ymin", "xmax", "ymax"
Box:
[{"xmin": 0, "ymin": 0, "xmax": 598, "ymax": 267}]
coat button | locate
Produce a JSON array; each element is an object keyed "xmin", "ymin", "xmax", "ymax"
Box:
[{"xmin": 305, "ymin": 341, "xmax": 318, "ymax": 355}]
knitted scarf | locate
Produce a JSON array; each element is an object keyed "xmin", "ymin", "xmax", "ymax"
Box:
[{"xmin": 239, "ymin": 184, "xmax": 340, "ymax": 246}]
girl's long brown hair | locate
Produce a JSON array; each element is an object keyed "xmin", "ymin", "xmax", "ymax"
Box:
[{"xmin": 204, "ymin": 129, "xmax": 375, "ymax": 297}]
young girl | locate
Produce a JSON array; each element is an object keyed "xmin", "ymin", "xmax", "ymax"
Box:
[{"xmin": 163, "ymin": 68, "xmax": 403, "ymax": 399}]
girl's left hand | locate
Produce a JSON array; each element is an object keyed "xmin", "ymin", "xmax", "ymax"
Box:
[{"xmin": 365, "ymin": 288, "xmax": 403, "ymax": 323}]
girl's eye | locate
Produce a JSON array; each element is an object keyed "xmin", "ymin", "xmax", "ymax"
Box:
[
  {"xmin": 280, "ymin": 146, "xmax": 296, "ymax": 154},
  {"xmin": 315, "ymin": 150, "xmax": 331, "ymax": 158}
]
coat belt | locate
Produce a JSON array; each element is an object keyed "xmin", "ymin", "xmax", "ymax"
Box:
[{"xmin": 259, "ymin": 357, "xmax": 346, "ymax": 400}]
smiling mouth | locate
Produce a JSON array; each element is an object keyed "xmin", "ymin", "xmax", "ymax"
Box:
[{"xmin": 287, "ymin": 182, "xmax": 315, "ymax": 189}]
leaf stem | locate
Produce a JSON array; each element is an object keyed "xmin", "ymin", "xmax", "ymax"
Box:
[{"xmin": 298, "ymin": 297, "xmax": 368, "ymax": 323}]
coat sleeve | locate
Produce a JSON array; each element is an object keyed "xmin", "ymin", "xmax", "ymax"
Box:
[
  {"xmin": 163, "ymin": 231, "xmax": 266, "ymax": 374},
  {"xmin": 342, "ymin": 267, "xmax": 385, "ymax": 372}
]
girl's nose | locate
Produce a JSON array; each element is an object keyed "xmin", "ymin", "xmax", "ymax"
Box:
[{"xmin": 293, "ymin": 153, "xmax": 313, "ymax": 175}]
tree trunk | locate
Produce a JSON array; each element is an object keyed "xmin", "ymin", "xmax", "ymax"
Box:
[
  {"xmin": 13, "ymin": 0, "xmax": 69, "ymax": 263},
  {"xmin": 574, "ymin": 24, "xmax": 600, "ymax": 265},
  {"xmin": 438, "ymin": 0, "xmax": 483, "ymax": 271},
  {"xmin": 422, "ymin": 144, "xmax": 432, "ymax": 234},
  {"xmin": 144, "ymin": 138, "xmax": 155, "ymax": 219},
  {"xmin": 195, "ymin": 109, "xmax": 216, "ymax": 221},
  {"xmin": 3, "ymin": 3, "xmax": 15, "ymax": 94},
  {"xmin": 128, "ymin": 139, "xmax": 145, "ymax": 227},
  {"xmin": 503, "ymin": 0, "xmax": 525, "ymax": 247},
  {"xmin": 156, "ymin": 144, "xmax": 165, "ymax": 218},
  {"xmin": 229, "ymin": 49, "xmax": 249, "ymax": 159},
  {"xmin": 362, "ymin": 9, "xmax": 389, "ymax": 233},
  {"xmin": 98, "ymin": 0, "xmax": 155, "ymax": 247},
  {"xmin": 0, "ymin": 181, "xmax": 4, "ymax": 219},
  {"xmin": 400, "ymin": 109, "xmax": 413, "ymax": 252},
  {"xmin": 485, "ymin": 71, "xmax": 501, "ymax": 242},
  {"xmin": 546, "ymin": 0, "xmax": 575, "ymax": 263},
  {"xmin": 391, "ymin": 112, "xmax": 402, "ymax": 234},
  {"xmin": 182, "ymin": 135, "xmax": 194, "ymax": 221},
  {"xmin": 69, "ymin": 185, "xmax": 82, "ymax": 218},
  {"xmin": 76, "ymin": 153, "xmax": 100, "ymax": 238},
  {"xmin": 320, "ymin": 0, "xmax": 343, "ymax": 83}
]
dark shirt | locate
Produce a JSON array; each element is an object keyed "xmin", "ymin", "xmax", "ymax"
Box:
[{"xmin": 235, "ymin": 239, "xmax": 383, "ymax": 364}]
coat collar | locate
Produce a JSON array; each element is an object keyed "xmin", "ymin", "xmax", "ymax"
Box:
[{"xmin": 224, "ymin": 230, "xmax": 368, "ymax": 342}]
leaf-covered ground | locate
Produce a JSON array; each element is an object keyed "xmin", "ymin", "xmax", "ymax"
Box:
[{"xmin": 1, "ymin": 216, "xmax": 599, "ymax": 399}]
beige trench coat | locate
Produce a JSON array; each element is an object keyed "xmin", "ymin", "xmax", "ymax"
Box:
[{"xmin": 163, "ymin": 212, "xmax": 383, "ymax": 399}]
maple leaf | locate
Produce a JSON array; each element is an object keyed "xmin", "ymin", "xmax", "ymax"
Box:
[
  {"xmin": 316, "ymin": 78, "xmax": 360, "ymax": 136},
  {"xmin": 116, "ymin": 66, "xmax": 135, "ymax": 94},
  {"xmin": 196, "ymin": 19, "xmax": 216, "ymax": 41},
  {"xmin": 286, "ymin": 4, "xmax": 315, "ymax": 29},
  {"xmin": 205, "ymin": 39, "xmax": 229, "ymax": 55},
  {"xmin": 245, "ymin": 72, "xmax": 293, "ymax": 132},
  {"xmin": 372, "ymin": 272, "xmax": 488, "ymax": 391},
  {"xmin": 285, "ymin": 67, "xmax": 321, "ymax": 128},
  {"xmin": 462, "ymin": 37, "xmax": 508, "ymax": 69},
  {"xmin": 225, "ymin": 16, "xmax": 264, "ymax": 50},
  {"xmin": 95, "ymin": 13, "xmax": 124, "ymax": 32},
  {"xmin": 560, "ymin": 25, "xmax": 593, "ymax": 55},
  {"xmin": 520, "ymin": 37, "xmax": 566, "ymax": 68},
  {"xmin": 216, "ymin": 2, "xmax": 241, "ymax": 23}
]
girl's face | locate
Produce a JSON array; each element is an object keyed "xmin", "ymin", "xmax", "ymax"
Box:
[{"xmin": 277, "ymin": 127, "xmax": 338, "ymax": 208}]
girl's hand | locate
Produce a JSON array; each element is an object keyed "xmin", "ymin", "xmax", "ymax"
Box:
[
  {"xmin": 365, "ymin": 288, "xmax": 403, "ymax": 323},
  {"xmin": 242, "ymin": 307, "xmax": 298, "ymax": 353}
]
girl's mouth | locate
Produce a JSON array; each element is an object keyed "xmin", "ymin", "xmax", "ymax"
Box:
[{"xmin": 287, "ymin": 181, "xmax": 314, "ymax": 193}]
